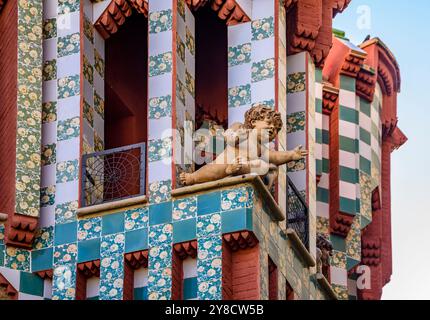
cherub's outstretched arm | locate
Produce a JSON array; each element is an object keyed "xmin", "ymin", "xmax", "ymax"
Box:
[{"xmin": 268, "ymin": 145, "xmax": 308, "ymax": 166}]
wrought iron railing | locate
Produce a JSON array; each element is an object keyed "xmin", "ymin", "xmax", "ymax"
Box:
[
  {"xmin": 287, "ymin": 178, "xmax": 309, "ymax": 250},
  {"xmin": 81, "ymin": 143, "xmax": 146, "ymax": 207}
]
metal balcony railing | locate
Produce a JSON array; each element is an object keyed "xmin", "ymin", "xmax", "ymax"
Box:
[
  {"xmin": 81, "ymin": 143, "xmax": 146, "ymax": 207},
  {"xmin": 287, "ymin": 178, "xmax": 309, "ymax": 250}
]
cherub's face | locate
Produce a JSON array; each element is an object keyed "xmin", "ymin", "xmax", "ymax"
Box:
[{"xmin": 251, "ymin": 118, "xmax": 277, "ymax": 141}]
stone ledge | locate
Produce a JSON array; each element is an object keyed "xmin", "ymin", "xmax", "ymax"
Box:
[
  {"xmin": 172, "ymin": 174, "xmax": 285, "ymax": 221},
  {"xmin": 284, "ymin": 228, "xmax": 316, "ymax": 268},
  {"xmin": 77, "ymin": 195, "xmax": 148, "ymax": 218},
  {"xmin": 315, "ymin": 273, "xmax": 339, "ymax": 300}
]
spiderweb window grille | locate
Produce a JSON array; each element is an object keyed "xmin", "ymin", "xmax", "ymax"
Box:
[
  {"xmin": 287, "ymin": 178, "xmax": 309, "ymax": 250},
  {"xmin": 81, "ymin": 143, "xmax": 146, "ymax": 207}
]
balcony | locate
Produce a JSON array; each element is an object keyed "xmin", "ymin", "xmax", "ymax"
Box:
[
  {"xmin": 80, "ymin": 143, "xmax": 146, "ymax": 214},
  {"xmin": 286, "ymin": 178, "xmax": 309, "ymax": 250}
]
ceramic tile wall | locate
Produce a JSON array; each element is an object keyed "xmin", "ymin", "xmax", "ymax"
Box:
[
  {"xmin": 174, "ymin": 0, "xmax": 195, "ymax": 186},
  {"xmin": 286, "ymin": 52, "xmax": 317, "ymax": 259},
  {"xmin": 15, "ymin": 0, "xmax": 44, "ymax": 219},
  {"xmin": 48, "ymin": 0, "xmax": 83, "ymax": 300}
]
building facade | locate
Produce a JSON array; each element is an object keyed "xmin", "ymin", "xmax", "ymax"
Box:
[{"xmin": 0, "ymin": 0, "xmax": 406, "ymax": 300}]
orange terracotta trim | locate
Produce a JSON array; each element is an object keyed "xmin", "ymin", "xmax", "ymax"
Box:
[
  {"xmin": 77, "ymin": 260, "xmax": 101, "ymax": 278},
  {"xmin": 94, "ymin": 0, "xmax": 147, "ymax": 40},
  {"xmin": 124, "ymin": 249, "xmax": 148, "ymax": 269},
  {"xmin": 36, "ymin": 269, "xmax": 53, "ymax": 280},
  {"xmin": 0, "ymin": 272, "xmax": 18, "ymax": 300},
  {"xmin": 356, "ymin": 64, "xmax": 377, "ymax": 102},
  {"xmin": 222, "ymin": 231, "xmax": 258, "ymax": 252},
  {"xmin": 286, "ymin": 0, "xmax": 352, "ymax": 67},
  {"xmin": 209, "ymin": 0, "xmax": 251, "ymax": 26},
  {"xmin": 4, "ymin": 213, "xmax": 38, "ymax": 249},
  {"xmin": 322, "ymin": 81, "xmax": 339, "ymax": 115},
  {"xmin": 173, "ymin": 240, "xmax": 197, "ymax": 260}
]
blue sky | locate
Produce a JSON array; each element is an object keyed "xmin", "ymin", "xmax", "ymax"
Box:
[{"xmin": 333, "ymin": 0, "xmax": 430, "ymax": 299}]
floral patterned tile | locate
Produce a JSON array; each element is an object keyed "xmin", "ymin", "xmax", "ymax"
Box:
[
  {"xmin": 149, "ymin": 52, "xmax": 172, "ymax": 77},
  {"xmin": 94, "ymin": 91, "xmax": 105, "ymax": 119},
  {"xmin": 287, "ymin": 158, "xmax": 306, "ymax": 173},
  {"xmin": 228, "ymin": 84, "xmax": 251, "ymax": 108},
  {"xmin": 198, "ymin": 278, "xmax": 222, "ymax": 300},
  {"xmin": 221, "ymin": 187, "xmax": 253, "ymax": 211},
  {"xmin": 185, "ymin": 27, "xmax": 195, "ymax": 56},
  {"xmin": 287, "ymin": 72, "xmax": 306, "ymax": 93},
  {"xmin": 55, "ymin": 201, "xmax": 78, "ymax": 225},
  {"xmin": 177, "ymin": 34, "xmax": 185, "ymax": 63},
  {"xmin": 346, "ymin": 216, "xmax": 361, "ymax": 261},
  {"xmin": 0, "ymin": 225, "xmax": 4, "ymax": 243},
  {"xmin": 149, "ymin": 10, "xmax": 173, "ymax": 34},
  {"xmin": 52, "ymin": 264, "xmax": 76, "ymax": 300},
  {"xmin": 148, "ymin": 136, "xmax": 172, "ymax": 162},
  {"xmin": 196, "ymin": 214, "xmax": 221, "ymax": 238},
  {"xmin": 360, "ymin": 172, "xmax": 372, "ymax": 221},
  {"xmin": 33, "ymin": 226, "xmax": 54, "ymax": 250},
  {"xmin": 56, "ymin": 159, "xmax": 79, "ymax": 183},
  {"xmin": 125, "ymin": 207, "xmax": 149, "ymax": 231},
  {"xmin": 94, "ymin": 49, "xmax": 104, "ymax": 78},
  {"xmin": 173, "ymin": 196, "xmax": 197, "ymax": 221},
  {"xmin": 177, "ymin": 0, "xmax": 186, "ymax": 20},
  {"xmin": 43, "ymin": 18, "xmax": 57, "ymax": 40},
  {"xmin": 57, "ymin": 32, "xmax": 80, "ymax": 58},
  {"xmin": 43, "ymin": 59, "xmax": 57, "ymax": 81},
  {"xmin": 57, "ymin": 74, "xmax": 80, "ymax": 99},
  {"xmin": 149, "ymin": 95, "xmax": 172, "ymax": 119},
  {"xmin": 83, "ymin": 15, "xmax": 94, "ymax": 43},
  {"xmin": 78, "ymin": 217, "xmax": 102, "ymax": 241},
  {"xmin": 252, "ymin": 99, "xmax": 275, "ymax": 109},
  {"xmin": 330, "ymin": 250, "xmax": 347, "ymax": 269},
  {"xmin": 5, "ymin": 247, "xmax": 30, "ymax": 271},
  {"xmin": 287, "ymin": 111, "xmax": 305, "ymax": 133},
  {"xmin": 252, "ymin": 17, "xmax": 274, "ymax": 41},
  {"xmin": 100, "ymin": 257, "xmax": 124, "ymax": 300},
  {"xmin": 40, "ymin": 185, "xmax": 56, "ymax": 207},
  {"xmin": 41, "ymin": 143, "xmax": 56, "ymax": 166},
  {"xmin": 176, "ymin": 78, "xmax": 186, "ymax": 106},
  {"xmin": 228, "ymin": 43, "xmax": 251, "ymax": 67},
  {"xmin": 100, "ymin": 233, "xmax": 125, "ymax": 258},
  {"xmin": 53, "ymin": 243, "xmax": 78, "ymax": 267},
  {"xmin": 316, "ymin": 217, "xmax": 329, "ymax": 235},
  {"xmin": 94, "ymin": 131, "xmax": 104, "ymax": 152},
  {"xmin": 58, "ymin": 0, "xmax": 80, "ymax": 15},
  {"xmin": 83, "ymin": 55, "xmax": 93, "ymax": 85},
  {"xmin": 57, "ymin": 117, "xmax": 79, "ymax": 141},
  {"xmin": 252, "ymin": 58, "xmax": 275, "ymax": 83},
  {"xmin": 197, "ymin": 236, "xmax": 222, "ymax": 261},
  {"xmin": 332, "ymin": 284, "xmax": 348, "ymax": 300},
  {"xmin": 83, "ymin": 100, "xmax": 94, "ymax": 127},
  {"xmin": 149, "ymin": 180, "xmax": 172, "ymax": 204},
  {"xmin": 148, "ymin": 224, "xmax": 173, "ymax": 248},
  {"xmin": 148, "ymin": 244, "xmax": 172, "ymax": 300},
  {"xmin": 185, "ymin": 70, "xmax": 195, "ymax": 97},
  {"xmin": 42, "ymin": 101, "xmax": 57, "ymax": 124}
]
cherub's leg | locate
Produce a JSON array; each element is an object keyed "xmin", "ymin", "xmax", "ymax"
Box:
[{"xmin": 264, "ymin": 164, "xmax": 279, "ymax": 190}]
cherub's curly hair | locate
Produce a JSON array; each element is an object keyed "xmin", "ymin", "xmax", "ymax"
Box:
[{"xmin": 244, "ymin": 104, "xmax": 283, "ymax": 132}]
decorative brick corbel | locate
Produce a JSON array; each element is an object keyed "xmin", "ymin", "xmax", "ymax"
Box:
[
  {"xmin": 124, "ymin": 249, "xmax": 149, "ymax": 269},
  {"xmin": 361, "ymin": 237, "xmax": 381, "ymax": 267},
  {"xmin": 286, "ymin": 0, "xmax": 352, "ymax": 67},
  {"xmin": 36, "ymin": 269, "xmax": 53, "ymax": 280},
  {"xmin": 5, "ymin": 213, "xmax": 38, "ymax": 249},
  {"xmin": 330, "ymin": 212, "xmax": 354, "ymax": 237},
  {"xmin": 206, "ymin": 0, "xmax": 251, "ymax": 26},
  {"xmin": 341, "ymin": 50, "xmax": 366, "ymax": 78},
  {"xmin": 322, "ymin": 81, "xmax": 339, "ymax": 115},
  {"xmin": 223, "ymin": 231, "xmax": 258, "ymax": 251},
  {"xmin": 356, "ymin": 64, "xmax": 377, "ymax": 102},
  {"xmin": 0, "ymin": 272, "xmax": 18, "ymax": 300},
  {"xmin": 173, "ymin": 240, "xmax": 197, "ymax": 260}
]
